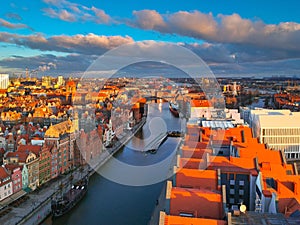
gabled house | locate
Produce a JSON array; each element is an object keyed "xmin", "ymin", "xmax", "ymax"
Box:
[
  {"xmin": 0, "ymin": 166, "xmax": 12, "ymax": 201},
  {"xmin": 4, "ymin": 164, "xmax": 22, "ymax": 193},
  {"xmin": 21, "ymin": 164, "xmax": 28, "ymax": 190},
  {"xmin": 3, "ymin": 150, "xmax": 39, "ymax": 191}
]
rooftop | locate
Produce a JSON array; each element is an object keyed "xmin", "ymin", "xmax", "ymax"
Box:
[
  {"xmin": 170, "ymin": 187, "xmax": 223, "ymax": 220},
  {"xmin": 161, "ymin": 213, "xmax": 226, "ymax": 225}
]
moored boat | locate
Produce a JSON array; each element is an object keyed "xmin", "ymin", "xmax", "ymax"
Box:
[
  {"xmin": 51, "ymin": 175, "xmax": 89, "ymax": 218},
  {"xmin": 169, "ymin": 102, "xmax": 179, "ymax": 117}
]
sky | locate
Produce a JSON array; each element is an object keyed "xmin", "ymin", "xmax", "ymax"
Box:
[{"xmin": 0, "ymin": 0, "xmax": 300, "ymax": 77}]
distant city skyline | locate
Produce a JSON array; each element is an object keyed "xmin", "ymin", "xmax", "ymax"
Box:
[{"xmin": 0, "ymin": 0, "xmax": 300, "ymax": 77}]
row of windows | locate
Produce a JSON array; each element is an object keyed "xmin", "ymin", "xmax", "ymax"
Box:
[
  {"xmin": 229, "ymin": 180, "xmax": 245, "ymax": 186},
  {"xmin": 4, "ymin": 183, "xmax": 11, "ymax": 189},
  {"xmin": 40, "ymin": 163, "xmax": 51, "ymax": 170},
  {"xmin": 286, "ymin": 153, "xmax": 300, "ymax": 159},
  {"xmin": 13, "ymin": 179, "xmax": 21, "ymax": 184},
  {"xmin": 263, "ymin": 136, "xmax": 300, "ymax": 145},
  {"xmin": 40, "ymin": 171, "xmax": 51, "ymax": 177},
  {"xmin": 14, "ymin": 184, "xmax": 21, "ymax": 190},
  {"xmin": 0, "ymin": 190, "xmax": 12, "ymax": 199},
  {"xmin": 262, "ymin": 128, "xmax": 300, "ymax": 136},
  {"xmin": 229, "ymin": 198, "xmax": 244, "ymax": 204},
  {"xmin": 40, "ymin": 158, "xmax": 51, "ymax": 163},
  {"xmin": 268, "ymin": 144, "xmax": 300, "ymax": 153}
]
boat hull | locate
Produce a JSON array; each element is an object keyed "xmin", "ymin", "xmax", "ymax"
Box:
[
  {"xmin": 169, "ymin": 103, "xmax": 179, "ymax": 117},
  {"xmin": 51, "ymin": 176, "xmax": 89, "ymax": 218}
]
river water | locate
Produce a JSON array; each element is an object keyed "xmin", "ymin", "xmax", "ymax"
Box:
[{"xmin": 45, "ymin": 102, "xmax": 182, "ymax": 225}]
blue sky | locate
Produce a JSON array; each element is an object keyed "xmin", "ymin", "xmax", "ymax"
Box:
[{"xmin": 0, "ymin": 0, "xmax": 300, "ymax": 77}]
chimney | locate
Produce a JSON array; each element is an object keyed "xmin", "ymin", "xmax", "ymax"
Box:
[
  {"xmin": 230, "ymin": 137, "xmax": 234, "ymax": 155},
  {"xmin": 198, "ymin": 128, "xmax": 202, "ymax": 142},
  {"xmin": 176, "ymin": 154, "xmax": 181, "ymax": 168},
  {"xmin": 227, "ymin": 212, "xmax": 232, "ymax": 225},
  {"xmin": 279, "ymin": 149, "xmax": 287, "ymax": 165},
  {"xmin": 205, "ymin": 152, "xmax": 210, "ymax": 168},
  {"xmin": 172, "ymin": 166, "xmax": 177, "ymax": 186},
  {"xmin": 294, "ymin": 182, "xmax": 299, "ymax": 195},
  {"xmin": 217, "ymin": 169, "xmax": 221, "ymax": 190},
  {"xmin": 254, "ymin": 157, "xmax": 260, "ymax": 172},
  {"xmin": 222, "ymin": 185, "xmax": 227, "ymax": 218},
  {"xmin": 241, "ymin": 130, "xmax": 246, "ymax": 143},
  {"xmin": 165, "ymin": 181, "xmax": 172, "ymax": 214},
  {"xmin": 293, "ymin": 163, "xmax": 298, "ymax": 175}
]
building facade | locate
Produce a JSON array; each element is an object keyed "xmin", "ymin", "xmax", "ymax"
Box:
[
  {"xmin": 44, "ymin": 120, "xmax": 75, "ymax": 175},
  {"xmin": 0, "ymin": 166, "xmax": 13, "ymax": 201},
  {"xmin": 38, "ymin": 145, "xmax": 51, "ymax": 185},
  {"xmin": 0, "ymin": 74, "xmax": 9, "ymax": 89},
  {"xmin": 250, "ymin": 109, "xmax": 300, "ymax": 160},
  {"xmin": 21, "ymin": 165, "xmax": 28, "ymax": 190},
  {"xmin": 5, "ymin": 165, "xmax": 22, "ymax": 194}
]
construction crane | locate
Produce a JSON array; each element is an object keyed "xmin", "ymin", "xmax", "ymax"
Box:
[
  {"xmin": 11, "ymin": 72, "xmax": 23, "ymax": 79},
  {"xmin": 25, "ymin": 67, "xmax": 38, "ymax": 80}
]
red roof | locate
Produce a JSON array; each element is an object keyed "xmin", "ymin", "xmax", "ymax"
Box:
[
  {"xmin": 0, "ymin": 166, "xmax": 10, "ymax": 180},
  {"xmin": 18, "ymin": 145, "xmax": 41, "ymax": 157}
]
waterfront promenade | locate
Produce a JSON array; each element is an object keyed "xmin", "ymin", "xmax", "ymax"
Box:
[{"xmin": 0, "ymin": 117, "xmax": 146, "ymax": 225}]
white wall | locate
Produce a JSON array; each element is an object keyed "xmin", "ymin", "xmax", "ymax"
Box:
[{"xmin": 0, "ymin": 181, "xmax": 13, "ymax": 201}]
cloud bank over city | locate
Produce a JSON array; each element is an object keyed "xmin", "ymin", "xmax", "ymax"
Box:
[{"xmin": 0, "ymin": 0, "xmax": 299, "ymax": 77}]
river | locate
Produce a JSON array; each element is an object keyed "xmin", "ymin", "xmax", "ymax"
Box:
[{"xmin": 43, "ymin": 102, "xmax": 182, "ymax": 225}]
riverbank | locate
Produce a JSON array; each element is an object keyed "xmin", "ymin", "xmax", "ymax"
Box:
[
  {"xmin": 0, "ymin": 117, "xmax": 146, "ymax": 225},
  {"xmin": 49, "ymin": 102, "xmax": 183, "ymax": 225}
]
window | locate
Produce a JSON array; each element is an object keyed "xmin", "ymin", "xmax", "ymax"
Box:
[
  {"xmin": 266, "ymin": 178, "xmax": 277, "ymax": 190},
  {"xmin": 229, "ymin": 198, "xmax": 235, "ymax": 204},
  {"xmin": 239, "ymin": 180, "xmax": 245, "ymax": 186}
]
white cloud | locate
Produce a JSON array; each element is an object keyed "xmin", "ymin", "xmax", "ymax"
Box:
[
  {"xmin": 131, "ymin": 10, "xmax": 166, "ymax": 30},
  {"xmin": 0, "ymin": 18, "xmax": 32, "ymax": 30},
  {"xmin": 43, "ymin": 0, "xmax": 111, "ymax": 24},
  {"xmin": 38, "ymin": 62, "xmax": 57, "ymax": 72},
  {"xmin": 128, "ymin": 10, "xmax": 300, "ymax": 52},
  {"xmin": 0, "ymin": 32, "xmax": 134, "ymax": 55},
  {"xmin": 91, "ymin": 6, "xmax": 111, "ymax": 24},
  {"xmin": 43, "ymin": 8, "xmax": 76, "ymax": 22}
]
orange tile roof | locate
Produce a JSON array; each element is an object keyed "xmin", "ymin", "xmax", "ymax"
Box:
[
  {"xmin": 164, "ymin": 214, "xmax": 226, "ymax": 225},
  {"xmin": 180, "ymin": 158, "xmax": 206, "ymax": 170},
  {"xmin": 176, "ymin": 168, "xmax": 218, "ymax": 190},
  {"xmin": 171, "ymin": 125, "xmax": 300, "ymax": 221},
  {"xmin": 170, "ymin": 187, "xmax": 223, "ymax": 220},
  {"xmin": 190, "ymin": 99, "xmax": 211, "ymax": 107},
  {"xmin": 207, "ymin": 156, "xmax": 257, "ymax": 175}
]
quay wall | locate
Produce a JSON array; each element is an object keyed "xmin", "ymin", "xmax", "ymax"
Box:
[{"xmin": 16, "ymin": 116, "xmax": 146, "ymax": 225}]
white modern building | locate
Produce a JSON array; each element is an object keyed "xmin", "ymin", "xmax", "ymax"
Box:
[
  {"xmin": 250, "ymin": 109, "xmax": 300, "ymax": 160},
  {"xmin": 57, "ymin": 75, "xmax": 64, "ymax": 86},
  {"xmin": 0, "ymin": 74, "xmax": 9, "ymax": 89}
]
